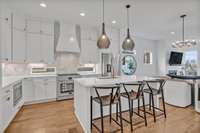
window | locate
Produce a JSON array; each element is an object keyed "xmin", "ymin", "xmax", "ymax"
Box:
[
  {"xmin": 144, "ymin": 51, "xmax": 153, "ymax": 64},
  {"xmin": 184, "ymin": 51, "xmax": 198, "ymax": 65}
]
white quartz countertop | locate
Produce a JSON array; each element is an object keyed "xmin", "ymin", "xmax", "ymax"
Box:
[
  {"xmin": 74, "ymin": 76, "xmax": 158, "ymax": 88},
  {"xmin": 2, "ymin": 74, "xmax": 57, "ymax": 88}
]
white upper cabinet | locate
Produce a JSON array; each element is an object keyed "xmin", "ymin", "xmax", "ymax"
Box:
[
  {"xmin": 12, "ymin": 14, "xmax": 26, "ymax": 62},
  {"xmin": 41, "ymin": 21, "xmax": 54, "ymax": 35},
  {"xmin": 80, "ymin": 26, "xmax": 99, "ymax": 64},
  {"xmin": 26, "ymin": 19, "xmax": 55, "ymax": 63},
  {"xmin": 27, "ymin": 33, "xmax": 42, "ymax": 62},
  {"xmin": 81, "ymin": 40, "xmax": 99, "ymax": 64},
  {"xmin": 12, "ymin": 14, "xmax": 26, "ymax": 30},
  {"xmin": 27, "ymin": 20, "xmax": 40, "ymax": 33},
  {"xmin": 81, "ymin": 27, "xmax": 98, "ymax": 41},
  {"xmin": 0, "ymin": 8, "xmax": 12, "ymax": 61},
  {"xmin": 13, "ymin": 29, "xmax": 26, "ymax": 62},
  {"xmin": 41, "ymin": 35, "xmax": 54, "ymax": 63}
]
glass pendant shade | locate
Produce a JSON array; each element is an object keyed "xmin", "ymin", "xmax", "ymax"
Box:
[
  {"xmin": 122, "ymin": 28, "xmax": 135, "ymax": 50},
  {"xmin": 97, "ymin": 23, "xmax": 110, "ymax": 49},
  {"xmin": 97, "ymin": 0, "xmax": 110, "ymax": 49},
  {"xmin": 122, "ymin": 5, "xmax": 135, "ymax": 51}
]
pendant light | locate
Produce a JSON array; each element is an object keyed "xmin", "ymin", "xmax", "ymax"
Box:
[
  {"xmin": 172, "ymin": 14, "xmax": 197, "ymax": 48},
  {"xmin": 122, "ymin": 5, "xmax": 135, "ymax": 51},
  {"xmin": 97, "ymin": 0, "xmax": 110, "ymax": 49}
]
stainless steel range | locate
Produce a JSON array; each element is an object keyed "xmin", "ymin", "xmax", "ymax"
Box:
[{"xmin": 57, "ymin": 73, "xmax": 81, "ymax": 100}]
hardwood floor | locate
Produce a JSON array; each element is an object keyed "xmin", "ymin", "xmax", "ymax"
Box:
[{"xmin": 5, "ymin": 100, "xmax": 200, "ymax": 133}]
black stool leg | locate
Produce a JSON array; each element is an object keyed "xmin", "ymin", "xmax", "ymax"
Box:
[
  {"xmin": 151, "ymin": 94, "xmax": 156, "ymax": 122},
  {"xmin": 128, "ymin": 98, "xmax": 133, "ymax": 132},
  {"xmin": 119, "ymin": 97, "xmax": 123, "ymax": 133},
  {"xmin": 110, "ymin": 103, "xmax": 112, "ymax": 123},
  {"xmin": 90, "ymin": 96, "xmax": 93, "ymax": 130},
  {"xmin": 142, "ymin": 93, "xmax": 147, "ymax": 126},
  {"xmin": 161, "ymin": 89, "xmax": 167, "ymax": 118},
  {"xmin": 138, "ymin": 98, "xmax": 140, "ymax": 115},
  {"xmin": 100, "ymin": 103, "xmax": 104, "ymax": 133},
  {"xmin": 149, "ymin": 93, "xmax": 152, "ymax": 111},
  {"xmin": 116, "ymin": 103, "xmax": 118, "ymax": 121}
]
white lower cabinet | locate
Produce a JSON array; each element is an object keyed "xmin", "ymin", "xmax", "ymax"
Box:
[
  {"xmin": 1, "ymin": 85, "xmax": 13, "ymax": 132},
  {"xmin": 23, "ymin": 77, "xmax": 56, "ymax": 105},
  {"xmin": 23, "ymin": 78, "xmax": 35, "ymax": 103}
]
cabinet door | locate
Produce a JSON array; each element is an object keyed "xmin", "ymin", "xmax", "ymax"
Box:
[
  {"xmin": 33, "ymin": 79, "xmax": 46, "ymax": 101},
  {"xmin": 45, "ymin": 78, "xmax": 56, "ymax": 99},
  {"xmin": 41, "ymin": 22, "xmax": 54, "ymax": 35},
  {"xmin": 13, "ymin": 29, "xmax": 26, "ymax": 62},
  {"xmin": 27, "ymin": 20, "xmax": 40, "ymax": 33},
  {"xmin": 23, "ymin": 78, "xmax": 35, "ymax": 103},
  {"xmin": 27, "ymin": 33, "xmax": 42, "ymax": 62},
  {"xmin": 81, "ymin": 40, "xmax": 98, "ymax": 63},
  {"xmin": 0, "ymin": 18, "xmax": 12, "ymax": 61},
  {"xmin": 41, "ymin": 35, "xmax": 54, "ymax": 63},
  {"xmin": 1, "ymin": 87, "xmax": 13, "ymax": 131},
  {"xmin": 12, "ymin": 14, "xmax": 26, "ymax": 30}
]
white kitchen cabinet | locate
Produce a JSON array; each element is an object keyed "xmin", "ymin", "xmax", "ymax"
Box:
[
  {"xmin": 41, "ymin": 21, "xmax": 54, "ymax": 35},
  {"xmin": 44, "ymin": 78, "xmax": 57, "ymax": 99},
  {"xmin": 34, "ymin": 78, "xmax": 46, "ymax": 101},
  {"xmin": 13, "ymin": 29, "xmax": 26, "ymax": 62},
  {"xmin": 23, "ymin": 77, "xmax": 56, "ymax": 104},
  {"xmin": 41, "ymin": 35, "xmax": 54, "ymax": 63},
  {"xmin": 12, "ymin": 14, "xmax": 26, "ymax": 31},
  {"xmin": 26, "ymin": 20, "xmax": 54, "ymax": 63},
  {"xmin": 27, "ymin": 20, "xmax": 40, "ymax": 34},
  {"xmin": 1, "ymin": 85, "xmax": 13, "ymax": 132},
  {"xmin": 0, "ymin": 9, "xmax": 12, "ymax": 61},
  {"xmin": 23, "ymin": 78, "xmax": 35, "ymax": 103},
  {"xmin": 81, "ymin": 27, "xmax": 98, "ymax": 41},
  {"xmin": 27, "ymin": 33, "xmax": 42, "ymax": 62},
  {"xmin": 80, "ymin": 40, "xmax": 99, "ymax": 64},
  {"xmin": 12, "ymin": 14, "xmax": 27, "ymax": 62}
]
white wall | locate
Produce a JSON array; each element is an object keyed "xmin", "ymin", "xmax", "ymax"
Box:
[{"xmin": 133, "ymin": 37, "xmax": 158, "ymax": 76}]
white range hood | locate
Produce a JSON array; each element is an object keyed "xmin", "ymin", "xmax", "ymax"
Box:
[{"xmin": 56, "ymin": 22, "xmax": 80, "ymax": 53}]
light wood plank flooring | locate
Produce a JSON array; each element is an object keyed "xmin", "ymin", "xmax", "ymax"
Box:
[{"xmin": 5, "ymin": 100, "xmax": 200, "ymax": 133}]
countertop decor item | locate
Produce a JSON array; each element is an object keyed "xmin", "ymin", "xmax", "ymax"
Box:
[
  {"xmin": 97, "ymin": 0, "xmax": 110, "ymax": 49},
  {"xmin": 122, "ymin": 5, "xmax": 135, "ymax": 51},
  {"xmin": 172, "ymin": 15, "xmax": 197, "ymax": 48}
]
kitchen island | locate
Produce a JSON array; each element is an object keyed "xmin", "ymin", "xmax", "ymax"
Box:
[
  {"xmin": 74, "ymin": 76, "xmax": 160, "ymax": 133},
  {"xmin": 167, "ymin": 74, "xmax": 200, "ymax": 113}
]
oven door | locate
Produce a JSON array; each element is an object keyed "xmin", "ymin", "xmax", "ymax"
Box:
[{"xmin": 57, "ymin": 80, "xmax": 74, "ymax": 96}]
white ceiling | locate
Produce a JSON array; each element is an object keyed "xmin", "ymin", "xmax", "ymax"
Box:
[{"xmin": 2, "ymin": 0, "xmax": 200, "ymax": 40}]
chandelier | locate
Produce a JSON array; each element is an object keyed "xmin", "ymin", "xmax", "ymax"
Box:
[{"xmin": 172, "ymin": 15, "xmax": 197, "ymax": 48}]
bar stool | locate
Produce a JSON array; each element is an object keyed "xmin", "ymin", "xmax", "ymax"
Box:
[
  {"xmin": 143, "ymin": 79, "xmax": 166, "ymax": 122},
  {"xmin": 91, "ymin": 84, "xmax": 123, "ymax": 133},
  {"xmin": 120, "ymin": 81, "xmax": 147, "ymax": 132}
]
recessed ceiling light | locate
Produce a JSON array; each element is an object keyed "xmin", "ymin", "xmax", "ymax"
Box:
[
  {"xmin": 112, "ymin": 20, "xmax": 117, "ymax": 24},
  {"xmin": 40, "ymin": 2, "xmax": 47, "ymax": 8},
  {"xmin": 170, "ymin": 32, "xmax": 175, "ymax": 35},
  {"xmin": 80, "ymin": 13, "xmax": 85, "ymax": 16}
]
